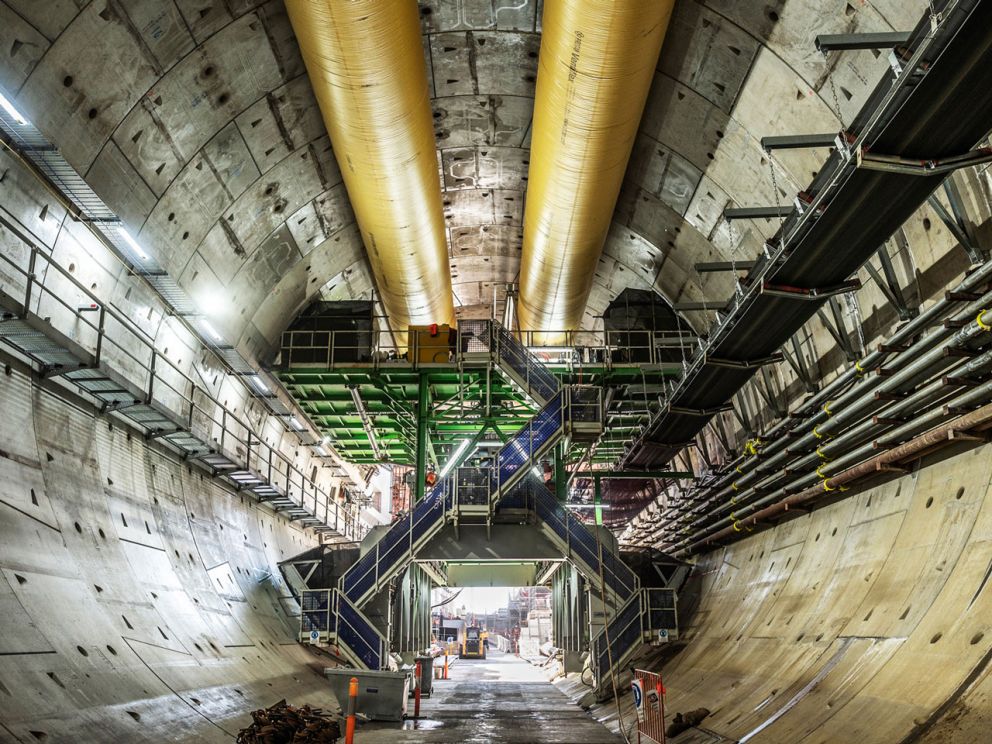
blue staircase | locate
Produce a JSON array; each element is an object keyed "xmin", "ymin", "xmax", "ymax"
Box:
[
  {"xmin": 299, "ymin": 588, "xmax": 387, "ymax": 670},
  {"xmin": 328, "ymin": 322, "xmax": 652, "ymax": 671},
  {"xmin": 465, "ymin": 320, "xmax": 560, "ymax": 406},
  {"xmin": 592, "ymin": 588, "xmax": 678, "ymax": 694},
  {"xmin": 339, "ymin": 387, "xmax": 570, "ymax": 610}
]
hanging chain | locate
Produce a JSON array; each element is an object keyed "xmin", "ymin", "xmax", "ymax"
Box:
[
  {"xmin": 768, "ymin": 152, "xmax": 781, "ymax": 207},
  {"xmin": 827, "ymin": 74, "xmax": 844, "ymax": 125}
]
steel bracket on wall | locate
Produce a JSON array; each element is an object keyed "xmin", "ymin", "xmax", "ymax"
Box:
[
  {"xmin": 723, "ymin": 205, "xmax": 793, "ymax": 221},
  {"xmin": 761, "ymin": 279, "xmax": 862, "ymax": 300},
  {"xmin": 927, "ymin": 179, "xmax": 988, "ymax": 264},
  {"xmin": 857, "ymin": 147, "xmax": 992, "ymax": 177},
  {"xmin": 703, "ymin": 353, "xmax": 783, "ymax": 370},
  {"xmin": 815, "ymin": 31, "xmax": 911, "ymax": 52}
]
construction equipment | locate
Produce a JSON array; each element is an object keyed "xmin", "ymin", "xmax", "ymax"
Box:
[
  {"xmin": 460, "ymin": 625, "xmax": 487, "ymax": 659},
  {"xmin": 407, "ymin": 324, "xmax": 456, "ymax": 363}
]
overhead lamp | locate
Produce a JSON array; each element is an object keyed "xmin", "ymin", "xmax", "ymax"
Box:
[
  {"xmin": 248, "ymin": 374, "xmax": 270, "ymax": 395},
  {"xmin": 314, "ymin": 444, "xmax": 330, "ymax": 457},
  {"xmin": 119, "ymin": 228, "xmax": 150, "ymax": 260},
  {"xmin": 439, "ymin": 439, "xmax": 471, "ymax": 478},
  {"xmin": 288, "ymin": 415, "xmax": 304, "ymax": 432},
  {"xmin": 349, "ymin": 386, "xmax": 382, "ymax": 460},
  {"xmin": 200, "ymin": 319, "xmax": 223, "ymax": 343},
  {"xmin": 565, "ymin": 503, "xmax": 612, "ymax": 510},
  {"xmin": 0, "ymin": 91, "xmax": 27, "ymax": 125}
]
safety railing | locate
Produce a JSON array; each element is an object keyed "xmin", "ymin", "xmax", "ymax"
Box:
[
  {"xmin": 454, "ymin": 467, "xmax": 492, "ymax": 507},
  {"xmin": 0, "ymin": 220, "xmax": 365, "ymax": 542},
  {"xmin": 334, "ymin": 590, "xmax": 387, "ymax": 670},
  {"xmin": 340, "ymin": 474, "xmax": 455, "ymax": 606},
  {"xmin": 592, "ymin": 588, "xmax": 680, "ymax": 690},
  {"xmin": 644, "ymin": 588, "xmax": 678, "ymax": 639},
  {"xmin": 279, "ymin": 328, "xmax": 458, "ymax": 369},
  {"xmin": 459, "ymin": 320, "xmax": 561, "ymax": 405},
  {"xmin": 496, "ymin": 390, "xmax": 565, "ymax": 493},
  {"xmin": 473, "ymin": 324, "xmax": 698, "ymax": 368},
  {"xmin": 300, "ymin": 589, "xmax": 334, "ymax": 637},
  {"xmin": 593, "ymin": 592, "xmax": 645, "ymax": 687},
  {"xmin": 527, "ymin": 476, "xmax": 638, "ymax": 602}
]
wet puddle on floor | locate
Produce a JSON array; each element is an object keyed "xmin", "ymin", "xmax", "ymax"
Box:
[{"xmin": 401, "ymin": 718, "xmax": 445, "ymax": 731}]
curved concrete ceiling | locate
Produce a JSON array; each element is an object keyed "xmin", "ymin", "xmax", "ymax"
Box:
[{"xmin": 0, "ymin": 0, "xmax": 930, "ymax": 355}]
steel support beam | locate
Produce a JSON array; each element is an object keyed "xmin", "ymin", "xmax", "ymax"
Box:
[
  {"xmin": 815, "ymin": 31, "xmax": 910, "ymax": 52},
  {"xmin": 927, "ymin": 193, "xmax": 984, "ymax": 264},
  {"xmin": 723, "ymin": 206, "xmax": 793, "ymax": 221},
  {"xmin": 673, "ymin": 301, "xmax": 726, "ymax": 312},
  {"xmin": 415, "ymin": 373, "xmax": 429, "ymax": 502},
  {"xmin": 760, "ymin": 133, "xmax": 839, "ymax": 151},
  {"xmin": 694, "ymin": 260, "xmax": 756, "ymax": 273}
]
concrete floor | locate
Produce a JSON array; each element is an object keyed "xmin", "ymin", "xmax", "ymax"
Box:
[{"xmin": 359, "ymin": 651, "xmax": 623, "ymax": 743}]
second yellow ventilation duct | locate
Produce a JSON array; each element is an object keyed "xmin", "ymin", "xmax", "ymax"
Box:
[
  {"xmin": 284, "ymin": 0, "xmax": 454, "ymax": 330},
  {"xmin": 518, "ymin": 0, "xmax": 674, "ymax": 333}
]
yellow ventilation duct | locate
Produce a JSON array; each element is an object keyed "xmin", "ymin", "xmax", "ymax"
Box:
[
  {"xmin": 518, "ymin": 0, "xmax": 674, "ymax": 333},
  {"xmin": 284, "ymin": 0, "xmax": 454, "ymax": 331}
]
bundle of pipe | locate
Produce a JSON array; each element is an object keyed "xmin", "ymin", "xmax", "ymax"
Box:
[
  {"xmin": 284, "ymin": 0, "xmax": 454, "ymax": 332},
  {"xmin": 518, "ymin": 0, "xmax": 674, "ymax": 337},
  {"xmin": 623, "ymin": 260, "xmax": 992, "ymax": 550},
  {"xmin": 671, "ymin": 303, "xmax": 992, "ymax": 552}
]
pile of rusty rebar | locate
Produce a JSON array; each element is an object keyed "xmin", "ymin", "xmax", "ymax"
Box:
[{"xmin": 236, "ymin": 699, "xmax": 341, "ymax": 743}]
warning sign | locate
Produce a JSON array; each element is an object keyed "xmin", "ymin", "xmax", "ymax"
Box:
[{"xmin": 631, "ymin": 679, "xmax": 645, "ymax": 723}]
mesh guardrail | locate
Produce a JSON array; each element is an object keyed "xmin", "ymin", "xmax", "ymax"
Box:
[
  {"xmin": 336, "ymin": 592, "xmax": 385, "ymax": 669},
  {"xmin": 497, "ymin": 391, "xmax": 564, "ymax": 488}
]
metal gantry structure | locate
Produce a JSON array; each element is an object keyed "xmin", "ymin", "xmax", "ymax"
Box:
[{"xmin": 276, "ymin": 322, "xmax": 684, "ymax": 475}]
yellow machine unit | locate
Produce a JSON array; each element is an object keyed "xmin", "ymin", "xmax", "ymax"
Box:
[
  {"xmin": 460, "ymin": 626, "xmax": 487, "ymax": 660},
  {"xmin": 407, "ymin": 324, "xmax": 456, "ymax": 363}
]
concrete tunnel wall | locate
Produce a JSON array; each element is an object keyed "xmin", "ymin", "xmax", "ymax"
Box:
[
  {"xmin": 659, "ymin": 441, "xmax": 992, "ymax": 743},
  {"xmin": 0, "ymin": 363, "xmax": 335, "ymax": 742}
]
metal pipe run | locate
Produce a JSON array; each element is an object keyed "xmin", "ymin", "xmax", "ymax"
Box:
[
  {"xmin": 284, "ymin": 0, "xmax": 455, "ymax": 330},
  {"xmin": 688, "ymin": 398, "xmax": 992, "ymax": 550},
  {"xmin": 627, "ymin": 261, "xmax": 992, "ymax": 547}
]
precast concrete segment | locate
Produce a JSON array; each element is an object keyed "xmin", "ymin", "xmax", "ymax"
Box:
[
  {"xmin": 0, "ymin": 366, "xmax": 338, "ymax": 742},
  {"xmin": 657, "ymin": 442, "xmax": 992, "ymax": 743},
  {"xmin": 360, "ymin": 651, "xmax": 623, "ymax": 743},
  {"xmin": 518, "ymin": 0, "xmax": 674, "ymax": 334},
  {"xmin": 284, "ymin": 0, "xmax": 455, "ymax": 330}
]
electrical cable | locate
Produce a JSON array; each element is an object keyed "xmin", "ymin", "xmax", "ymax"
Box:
[{"xmin": 593, "ymin": 517, "xmax": 633, "ymax": 744}]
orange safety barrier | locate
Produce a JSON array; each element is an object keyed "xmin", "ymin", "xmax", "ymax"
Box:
[{"xmin": 632, "ymin": 669, "xmax": 667, "ymax": 744}]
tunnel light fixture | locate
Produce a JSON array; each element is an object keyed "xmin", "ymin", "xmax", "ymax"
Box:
[
  {"xmin": 565, "ymin": 503, "xmax": 612, "ymax": 510},
  {"xmin": 200, "ymin": 319, "xmax": 223, "ymax": 343},
  {"xmin": 348, "ymin": 386, "xmax": 382, "ymax": 460},
  {"xmin": 0, "ymin": 92, "xmax": 27, "ymax": 125},
  {"xmin": 439, "ymin": 439, "xmax": 471, "ymax": 478},
  {"xmin": 288, "ymin": 415, "xmax": 304, "ymax": 432},
  {"xmin": 119, "ymin": 228, "xmax": 150, "ymax": 261},
  {"xmin": 248, "ymin": 374, "xmax": 270, "ymax": 395},
  {"xmin": 314, "ymin": 444, "xmax": 330, "ymax": 457}
]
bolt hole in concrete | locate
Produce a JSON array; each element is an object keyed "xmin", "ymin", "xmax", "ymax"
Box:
[
  {"xmin": 926, "ymin": 497, "xmax": 934, "ymax": 508},
  {"xmin": 971, "ymin": 632, "xmax": 985, "ymax": 645},
  {"xmin": 931, "ymin": 632, "xmax": 943, "ymax": 644}
]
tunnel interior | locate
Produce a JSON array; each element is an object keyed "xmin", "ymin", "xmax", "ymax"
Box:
[{"xmin": 2, "ymin": 1, "xmax": 992, "ymax": 743}]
